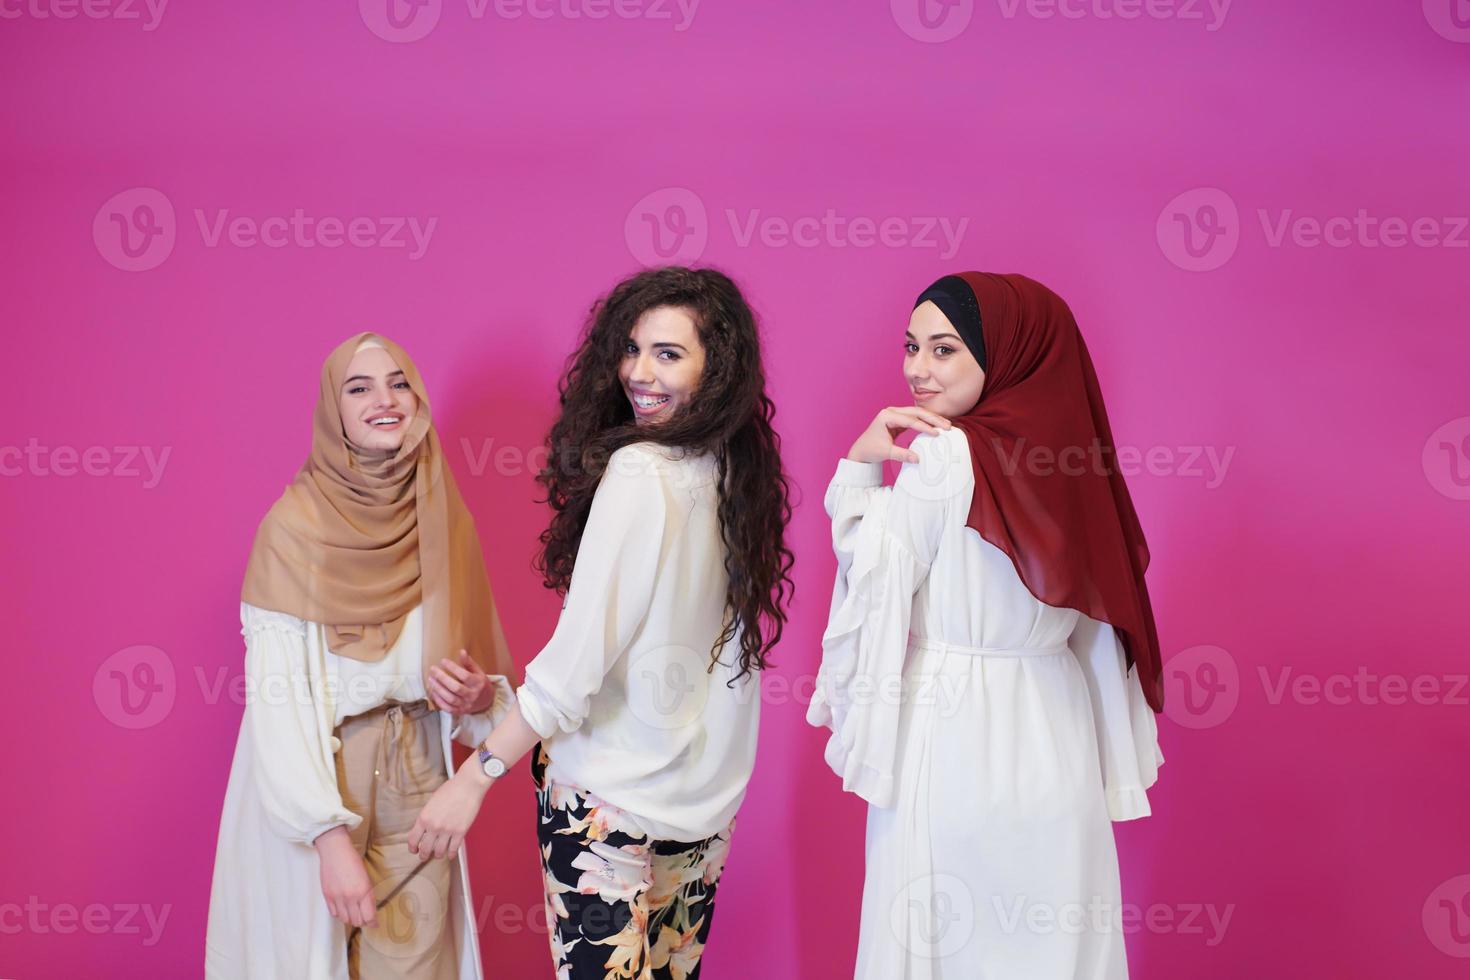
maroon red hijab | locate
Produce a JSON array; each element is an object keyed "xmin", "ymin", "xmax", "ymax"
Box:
[{"xmin": 932, "ymin": 272, "xmax": 1164, "ymax": 712}]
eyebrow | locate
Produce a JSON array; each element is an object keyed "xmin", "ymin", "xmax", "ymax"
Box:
[
  {"xmin": 904, "ymin": 331, "xmax": 964, "ymax": 343},
  {"xmin": 343, "ymin": 370, "xmax": 406, "ymax": 385},
  {"xmin": 650, "ymin": 342, "xmax": 689, "ymax": 352}
]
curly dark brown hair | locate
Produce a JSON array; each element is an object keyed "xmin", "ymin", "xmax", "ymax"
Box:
[{"xmin": 534, "ymin": 266, "xmax": 794, "ymax": 679}]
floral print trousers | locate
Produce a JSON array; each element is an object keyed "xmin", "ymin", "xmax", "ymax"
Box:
[{"xmin": 532, "ymin": 744, "xmax": 734, "ymax": 980}]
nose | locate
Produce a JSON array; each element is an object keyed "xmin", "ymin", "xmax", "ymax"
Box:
[
  {"xmin": 372, "ymin": 384, "xmax": 395, "ymax": 409},
  {"xmin": 908, "ymin": 351, "xmax": 931, "ymax": 386},
  {"xmin": 629, "ymin": 352, "xmax": 656, "ymax": 386}
]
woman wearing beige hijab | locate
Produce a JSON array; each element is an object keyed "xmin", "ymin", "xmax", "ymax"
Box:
[{"xmin": 205, "ymin": 333, "xmax": 515, "ymax": 979}]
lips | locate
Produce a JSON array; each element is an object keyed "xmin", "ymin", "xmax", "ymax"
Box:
[
  {"xmin": 366, "ymin": 413, "xmax": 404, "ymax": 426},
  {"xmin": 912, "ymin": 389, "xmax": 939, "ymax": 401}
]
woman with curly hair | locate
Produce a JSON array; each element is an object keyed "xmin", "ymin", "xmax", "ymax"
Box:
[{"xmin": 410, "ymin": 266, "xmax": 795, "ymax": 979}]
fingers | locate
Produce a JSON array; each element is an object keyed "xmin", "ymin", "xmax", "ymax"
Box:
[
  {"xmin": 884, "ymin": 406, "xmax": 951, "ymax": 432},
  {"xmin": 430, "ymin": 665, "xmax": 465, "ymax": 696},
  {"xmin": 408, "ymin": 821, "xmax": 443, "ymax": 859},
  {"xmin": 357, "ymin": 893, "xmax": 378, "ymax": 930},
  {"xmin": 438, "ymin": 657, "xmax": 472, "ymax": 684},
  {"xmin": 897, "ymin": 405, "xmax": 952, "ymax": 428},
  {"xmin": 888, "ymin": 445, "xmax": 921, "ymax": 465},
  {"xmin": 456, "ymin": 650, "xmax": 485, "ymax": 675},
  {"xmin": 429, "ymin": 675, "xmax": 464, "ymax": 712},
  {"xmin": 885, "ymin": 414, "xmax": 945, "ymax": 436},
  {"xmin": 427, "ymin": 676, "xmax": 456, "ymax": 712}
]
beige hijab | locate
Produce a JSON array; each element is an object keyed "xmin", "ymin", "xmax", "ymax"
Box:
[{"xmin": 241, "ymin": 332, "xmax": 511, "ymax": 700}]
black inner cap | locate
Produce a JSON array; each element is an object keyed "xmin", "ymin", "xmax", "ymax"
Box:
[{"xmin": 913, "ymin": 275, "xmax": 986, "ymax": 372}]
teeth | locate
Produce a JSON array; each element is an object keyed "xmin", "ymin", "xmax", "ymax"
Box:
[
  {"xmin": 634, "ymin": 394, "xmax": 670, "ymax": 408},
  {"xmin": 371, "ymin": 417, "xmax": 401, "ymax": 425}
]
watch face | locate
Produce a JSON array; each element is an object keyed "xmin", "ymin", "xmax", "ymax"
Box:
[{"xmin": 481, "ymin": 754, "xmax": 506, "ymax": 778}]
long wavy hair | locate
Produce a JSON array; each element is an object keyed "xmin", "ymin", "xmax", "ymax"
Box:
[{"xmin": 534, "ymin": 266, "xmax": 794, "ymax": 679}]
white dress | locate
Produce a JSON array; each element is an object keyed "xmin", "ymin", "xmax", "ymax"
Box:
[
  {"xmin": 807, "ymin": 426, "xmax": 1164, "ymax": 980},
  {"xmin": 205, "ymin": 603, "xmax": 513, "ymax": 980},
  {"xmin": 516, "ymin": 440, "xmax": 760, "ymax": 843}
]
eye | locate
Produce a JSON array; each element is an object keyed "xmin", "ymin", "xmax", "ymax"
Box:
[
  {"xmin": 393, "ymin": 381, "xmax": 412, "ymax": 390},
  {"xmin": 347, "ymin": 385, "xmax": 368, "ymax": 395},
  {"xmin": 904, "ymin": 342, "xmax": 919, "ymax": 354},
  {"xmin": 624, "ymin": 342, "xmax": 638, "ymax": 356},
  {"xmin": 657, "ymin": 350, "xmax": 679, "ymax": 361},
  {"xmin": 935, "ymin": 345, "xmax": 955, "ymax": 357}
]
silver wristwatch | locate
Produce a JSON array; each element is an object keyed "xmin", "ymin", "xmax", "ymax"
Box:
[{"xmin": 478, "ymin": 745, "xmax": 507, "ymax": 780}]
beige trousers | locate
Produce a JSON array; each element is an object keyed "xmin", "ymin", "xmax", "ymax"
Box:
[{"xmin": 335, "ymin": 699, "xmax": 458, "ymax": 980}]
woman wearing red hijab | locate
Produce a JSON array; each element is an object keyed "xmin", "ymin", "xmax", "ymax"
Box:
[{"xmin": 808, "ymin": 273, "xmax": 1165, "ymax": 978}]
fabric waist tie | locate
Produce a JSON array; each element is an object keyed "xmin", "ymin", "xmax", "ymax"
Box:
[{"xmin": 908, "ymin": 636, "xmax": 1070, "ymax": 658}]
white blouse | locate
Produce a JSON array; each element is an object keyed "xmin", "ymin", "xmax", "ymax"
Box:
[
  {"xmin": 516, "ymin": 441, "xmax": 761, "ymax": 843},
  {"xmin": 808, "ymin": 426, "xmax": 1162, "ymax": 817}
]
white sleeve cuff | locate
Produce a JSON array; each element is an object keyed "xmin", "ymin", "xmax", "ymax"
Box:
[
  {"xmin": 515, "ymin": 681, "xmax": 564, "ymax": 740},
  {"xmin": 1106, "ymin": 785, "xmax": 1154, "ymax": 822},
  {"xmin": 832, "ymin": 458, "xmax": 885, "ymax": 488},
  {"xmin": 449, "ymin": 675, "xmax": 516, "ymax": 748}
]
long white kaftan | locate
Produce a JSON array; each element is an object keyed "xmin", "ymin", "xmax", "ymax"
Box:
[{"xmin": 808, "ymin": 426, "xmax": 1164, "ymax": 979}]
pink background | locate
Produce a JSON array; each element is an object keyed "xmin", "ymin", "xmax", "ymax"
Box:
[{"xmin": 3, "ymin": 1, "xmax": 1469, "ymax": 976}]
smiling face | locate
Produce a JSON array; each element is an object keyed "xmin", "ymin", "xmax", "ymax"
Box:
[
  {"xmin": 337, "ymin": 344, "xmax": 420, "ymax": 451},
  {"xmin": 905, "ymin": 300, "xmax": 986, "ymax": 418},
  {"xmin": 618, "ymin": 305, "xmax": 707, "ymax": 424}
]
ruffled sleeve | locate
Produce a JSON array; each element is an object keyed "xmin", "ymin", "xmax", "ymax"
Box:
[
  {"xmin": 240, "ymin": 602, "xmax": 362, "ymax": 845},
  {"xmin": 826, "ymin": 457, "xmax": 886, "ymax": 572},
  {"xmin": 1067, "ymin": 612, "xmax": 1165, "ymax": 821},
  {"xmin": 806, "ymin": 431, "xmax": 961, "ymax": 808}
]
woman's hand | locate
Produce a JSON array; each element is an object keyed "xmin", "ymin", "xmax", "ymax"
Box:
[
  {"xmin": 313, "ymin": 825, "xmax": 377, "ymax": 929},
  {"xmin": 847, "ymin": 407, "xmax": 952, "ymax": 464},
  {"xmin": 427, "ymin": 649, "xmax": 493, "ymax": 716},
  {"xmin": 408, "ymin": 755, "xmax": 491, "ymax": 860}
]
